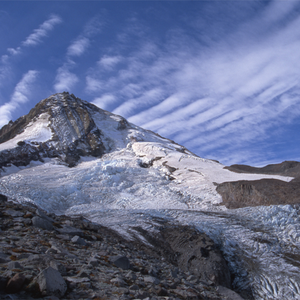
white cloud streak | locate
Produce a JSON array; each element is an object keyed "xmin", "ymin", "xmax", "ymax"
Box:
[
  {"xmin": 0, "ymin": 70, "xmax": 38, "ymax": 128},
  {"xmin": 85, "ymin": 1, "xmax": 300, "ymax": 165},
  {"xmin": 54, "ymin": 15, "xmax": 104, "ymax": 93},
  {"xmin": 54, "ymin": 65, "xmax": 79, "ymax": 93},
  {"xmin": 22, "ymin": 14, "xmax": 62, "ymax": 47},
  {"xmin": 98, "ymin": 55, "xmax": 122, "ymax": 70},
  {"xmin": 67, "ymin": 37, "xmax": 90, "ymax": 57}
]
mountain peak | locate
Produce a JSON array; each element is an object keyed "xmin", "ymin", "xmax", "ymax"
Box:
[
  {"xmin": 0, "ymin": 93, "xmax": 182, "ymax": 168},
  {"xmin": 0, "ymin": 93, "xmax": 131, "ymax": 167}
]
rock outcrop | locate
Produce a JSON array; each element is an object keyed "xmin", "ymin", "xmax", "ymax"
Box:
[{"xmin": 217, "ymin": 161, "xmax": 300, "ymax": 209}]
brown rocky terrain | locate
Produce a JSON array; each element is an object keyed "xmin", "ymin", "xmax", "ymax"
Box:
[
  {"xmin": 217, "ymin": 161, "xmax": 300, "ymax": 209},
  {"xmin": 0, "ymin": 193, "xmax": 245, "ymax": 300}
]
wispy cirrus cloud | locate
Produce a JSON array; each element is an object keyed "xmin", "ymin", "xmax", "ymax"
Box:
[
  {"xmin": 54, "ymin": 15, "xmax": 104, "ymax": 93},
  {"xmin": 53, "ymin": 65, "xmax": 79, "ymax": 92},
  {"xmin": 67, "ymin": 37, "xmax": 90, "ymax": 57},
  {"xmin": 22, "ymin": 14, "xmax": 62, "ymax": 47},
  {"xmin": 86, "ymin": 1, "xmax": 300, "ymax": 165},
  {"xmin": 98, "ymin": 55, "xmax": 122, "ymax": 70},
  {"xmin": 0, "ymin": 70, "xmax": 38, "ymax": 128},
  {"xmin": 0, "ymin": 14, "xmax": 61, "ymax": 92},
  {"xmin": 2, "ymin": 14, "xmax": 62, "ymax": 59}
]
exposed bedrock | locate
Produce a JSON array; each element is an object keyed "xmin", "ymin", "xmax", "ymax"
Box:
[
  {"xmin": 132, "ymin": 224, "xmax": 232, "ymax": 289},
  {"xmin": 216, "ymin": 178, "xmax": 300, "ymax": 209}
]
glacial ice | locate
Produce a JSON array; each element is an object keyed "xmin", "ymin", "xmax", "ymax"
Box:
[{"xmin": 0, "ymin": 141, "xmax": 299, "ymax": 299}]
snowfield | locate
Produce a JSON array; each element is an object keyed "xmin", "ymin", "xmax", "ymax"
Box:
[{"xmin": 0, "ymin": 113, "xmax": 53, "ymax": 151}]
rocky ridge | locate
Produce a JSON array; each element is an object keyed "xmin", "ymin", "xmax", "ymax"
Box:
[
  {"xmin": 0, "ymin": 194, "xmax": 244, "ymax": 300},
  {"xmin": 218, "ymin": 161, "xmax": 300, "ymax": 209}
]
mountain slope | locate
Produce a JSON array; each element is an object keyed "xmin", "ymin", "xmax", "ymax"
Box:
[
  {"xmin": 0, "ymin": 92, "xmax": 189, "ymax": 168},
  {"xmin": 1, "ymin": 93, "xmax": 300, "ymax": 299}
]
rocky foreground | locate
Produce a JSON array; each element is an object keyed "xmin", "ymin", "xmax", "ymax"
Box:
[{"xmin": 0, "ymin": 193, "xmax": 245, "ymax": 300}]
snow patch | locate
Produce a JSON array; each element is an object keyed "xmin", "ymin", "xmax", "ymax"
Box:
[{"xmin": 0, "ymin": 113, "xmax": 52, "ymax": 151}]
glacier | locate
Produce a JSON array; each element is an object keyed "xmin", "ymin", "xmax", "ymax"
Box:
[{"xmin": 0, "ymin": 146, "xmax": 299, "ymax": 299}]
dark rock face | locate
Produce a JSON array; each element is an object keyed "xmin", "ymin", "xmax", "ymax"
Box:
[
  {"xmin": 131, "ymin": 224, "xmax": 232, "ymax": 288},
  {"xmin": 160, "ymin": 225, "xmax": 231, "ymax": 288},
  {"xmin": 0, "ymin": 92, "xmax": 122, "ymax": 168},
  {"xmin": 216, "ymin": 178, "xmax": 300, "ymax": 209},
  {"xmin": 218, "ymin": 160, "xmax": 300, "ymax": 209}
]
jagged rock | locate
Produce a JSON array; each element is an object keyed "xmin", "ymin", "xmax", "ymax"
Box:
[
  {"xmin": 109, "ymin": 255, "xmax": 131, "ymax": 270},
  {"xmin": 0, "ymin": 276, "xmax": 8, "ymax": 292},
  {"xmin": 35, "ymin": 267, "xmax": 67, "ymax": 297},
  {"xmin": 71, "ymin": 235, "xmax": 86, "ymax": 245},
  {"xmin": 110, "ymin": 277, "xmax": 127, "ymax": 287},
  {"xmin": 7, "ymin": 261, "xmax": 23, "ymax": 270},
  {"xmin": 144, "ymin": 276, "xmax": 160, "ymax": 285},
  {"xmin": 88, "ymin": 257, "xmax": 99, "ymax": 267},
  {"xmin": 32, "ymin": 216, "xmax": 53, "ymax": 231},
  {"xmin": 49, "ymin": 260, "xmax": 67, "ymax": 276}
]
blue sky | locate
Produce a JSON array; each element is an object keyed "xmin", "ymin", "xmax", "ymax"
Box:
[{"xmin": 1, "ymin": 1, "xmax": 300, "ymax": 166}]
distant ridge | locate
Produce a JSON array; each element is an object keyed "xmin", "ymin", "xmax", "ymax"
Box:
[{"xmin": 224, "ymin": 160, "xmax": 300, "ymax": 178}]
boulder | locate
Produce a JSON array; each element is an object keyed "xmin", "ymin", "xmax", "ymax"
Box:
[
  {"xmin": 109, "ymin": 255, "xmax": 131, "ymax": 270},
  {"xmin": 71, "ymin": 235, "xmax": 87, "ymax": 246},
  {"xmin": 35, "ymin": 267, "xmax": 67, "ymax": 297},
  {"xmin": 32, "ymin": 216, "xmax": 54, "ymax": 231},
  {"xmin": 7, "ymin": 261, "xmax": 23, "ymax": 270}
]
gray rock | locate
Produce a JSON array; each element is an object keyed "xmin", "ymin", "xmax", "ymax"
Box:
[
  {"xmin": 0, "ymin": 252, "xmax": 10, "ymax": 263},
  {"xmin": 144, "ymin": 276, "xmax": 160, "ymax": 285},
  {"xmin": 216, "ymin": 286, "xmax": 245, "ymax": 300},
  {"xmin": 129, "ymin": 284, "xmax": 139, "ymax": 290},
  {"xmin": 36, "ymin": 267, "xmax": 67, "ymax": 297},
  {"xmin": 109, "ymin": 255, "xmax": 131, "ymax": 270},
  {"xmin": 49, "ymin": 260, "xmax": 67, "ymax": 276},
  {"xmin": 17, "ymin": 253, "xmax": 30, "ymax": 260},
  {"xmin": 7, "ymin": 261, "xmax": 23, "ymax": 270},
  {"xmin": 4, "ymin": 209, "xmax": 24, "ymax": 217},
  {"xmin": 110, "ymin": 277, "xmax": 127, "ymax": 287},
  {"xmin": 36, "ymin": 208, "xmax": 54, "ymax": 222},
  {"xmin": 88, "ymin": 257, "xmax": 99, "ymax": 267},
  {"xmin": 57, "ymin": 225, "xmax": 83, "ymax": 236},
  {"xmin": 32, "ymin": 216, "xmax": 53, "ymax": 231},
  {"xmin": 71, "ymin": 235, "xmax": 87, "ymax": 245},
  {"xmin": 66, "ymin": 276, "xmax": 90, "ymax": 283}
]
